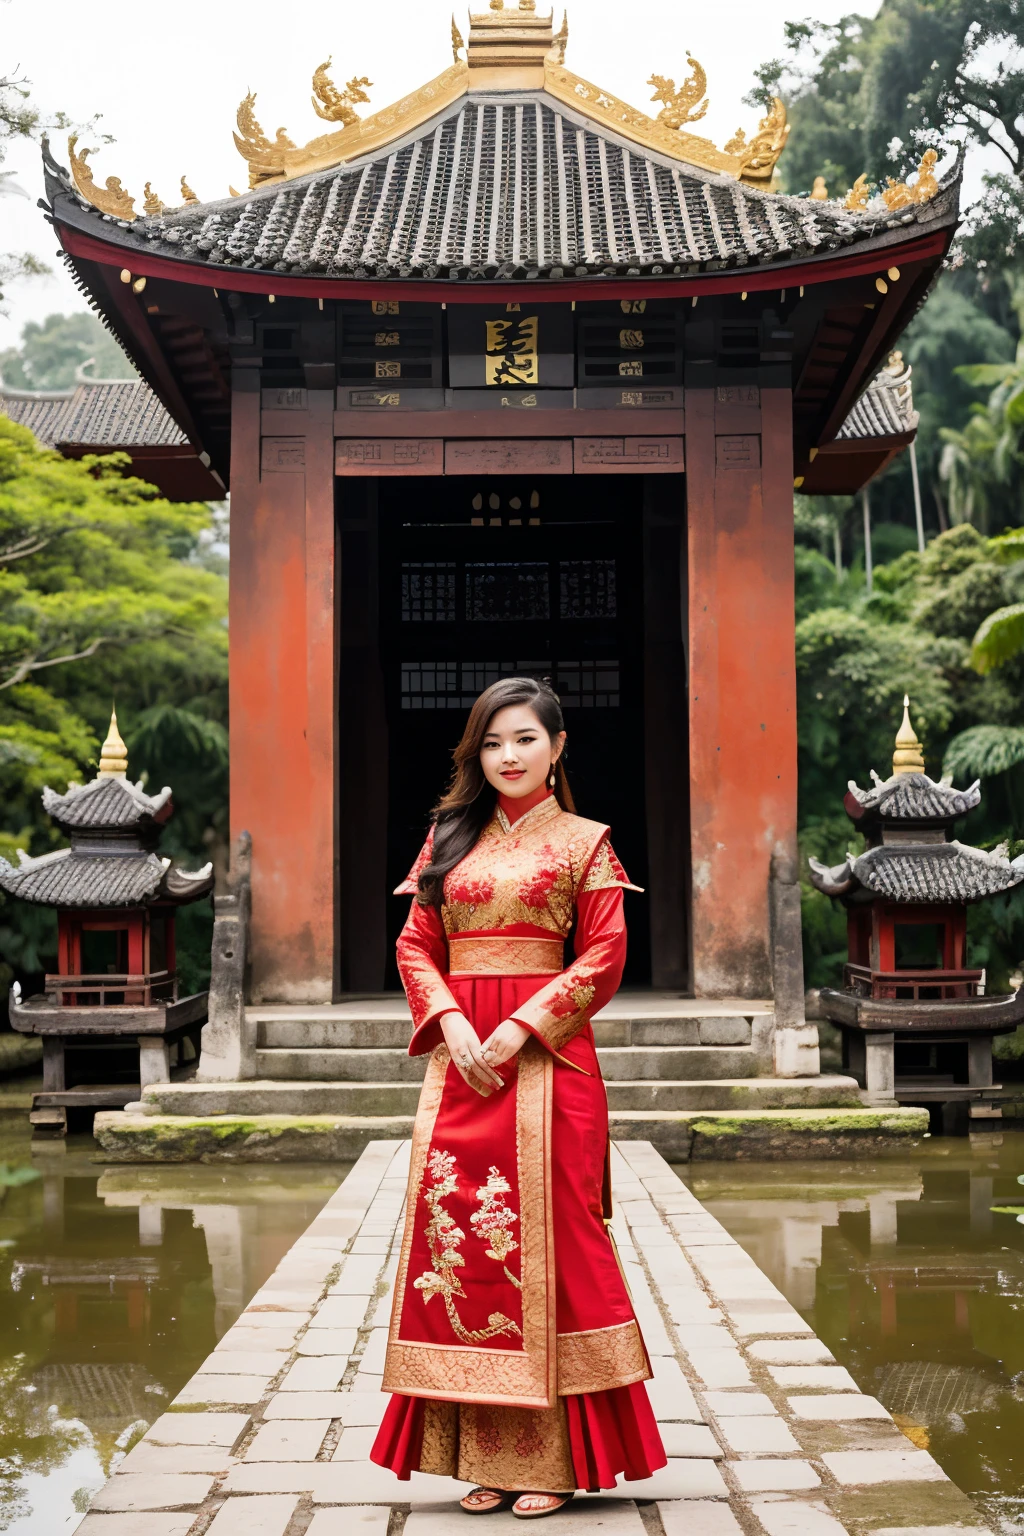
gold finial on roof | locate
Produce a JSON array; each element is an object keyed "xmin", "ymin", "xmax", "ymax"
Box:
[
  {"xmin": 892, "ymin": 694, "xmax": 925, "ymax": 776},
  {"xmin": 649, "ymin": 56, "xmax": 709, "ymax": 129},
  {"xmin": 452, "ymin": 15, "xmax": 465, "ymax": 59},
  {"xmin": 98, "ymin": 707, "xmax": 128, "ymax": 779},
  {"xmin": 180, "ymin": 176, "xmax": 199, "ymax": 204},
  {"xmin": 845, "ymin": 173, "xmax": 869, "ymax": 211},
  {"xmin": 311, "ymin": 58, "xmax": 372, "ymax": 125},
  {"xmin": 550, "ymin": 9, "xmax": 568, "ymax": 64},
  {"xmin": 810, "ymin": 176, "xmax": 828, "ymax": 200},
  {"xmin": 143, "ymin": 182, "xmax": 164, "ymax": 216},
  {"xmin": 68, "ymin": 136, "xmax": 136, "ymax": 221},
  {"xmin": 882, "ymin": 148, "xmax": 939, "ymax": 211}
]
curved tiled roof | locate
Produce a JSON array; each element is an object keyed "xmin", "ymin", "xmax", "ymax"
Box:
[
  {"xmin": 0, "ymin": 380, "xmax": 185, "ymax": 449},
  {"xmin": 50, "ymin": 97, "xmax": 961, "ymax": 283},
  {"xmin": 41, "ymin": 776, "xmax": 173, "ymax": 832},
  {"xmin": 836, "ymin": 359, "xmax": 918, "ymax": 442},
  {"xmin": 846, "ymin": 771, "xmax": 981, "ymax": 822},
  {"xmin": 809, "ymin": 841, "xmax": 1024, "ymax": 904},
  {"xmin": 0, "ymin": 849, "xmax": 167, "ymax": 906}
]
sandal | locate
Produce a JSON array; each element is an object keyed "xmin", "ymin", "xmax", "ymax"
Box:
[
  {"xmin": 512, "ymin": 1492, "xmax": 575, "ymax": 1519},
  {"xmin": 460, "ymin": 1487, "xmax": 516, "ymax": 1514}
]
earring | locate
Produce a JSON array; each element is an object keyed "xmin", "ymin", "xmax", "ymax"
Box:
[{"xmin": 548, "ymin": 764, "xmax": 556, "ymax": 789}]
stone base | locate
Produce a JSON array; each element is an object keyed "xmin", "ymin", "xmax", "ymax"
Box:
[{"xmin": 93, "ymin": 1104, "xmax": 928, "ymax": 1163}]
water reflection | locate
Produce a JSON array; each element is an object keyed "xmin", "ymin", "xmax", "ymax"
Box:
[
  {"xmin": 681, "ymin": 1133, "xmax": 1024, "ymax": 1535},
  {"xmin": 0, "ymin": 1115, "xmax": 346, "ymax": 1532}
]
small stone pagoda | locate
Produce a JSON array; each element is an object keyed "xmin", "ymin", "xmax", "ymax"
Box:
[
  {"xmin": 809, "ymin": 698, "xmax": 1024, "ymax": 1116},
  {"xmin": 1, "ymin": 710, "xmax": 214, "ymax": 1136}
]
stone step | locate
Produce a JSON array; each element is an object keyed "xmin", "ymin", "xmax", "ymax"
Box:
[
  {"xmin": 138, "ymin": 1075, "xmax": 861, "ymax": 1118},
  {"xmin": 248, "ymin": 992, "xmax": 773, "ymax": 1047},
  {"xmin": 256, "ymin": 1012, "xmax": 761, "ymax": 1049},
  {"xmin": 251, "ymin": 1042, "xmax": 766, "ymax": 1081}
]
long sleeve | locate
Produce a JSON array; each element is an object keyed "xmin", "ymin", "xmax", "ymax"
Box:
[
  {"xmin": 510, "ymin": 884, "xmax": 627, "ymax": 1055},
  {"xmin": 396, "ymin": 897, "xmax": 461, "ymax": 1056}
]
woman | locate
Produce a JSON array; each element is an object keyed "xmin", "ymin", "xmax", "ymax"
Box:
[{"xmin": 370, "ymin": 676, "xmax": 666, "ymax": 1517}]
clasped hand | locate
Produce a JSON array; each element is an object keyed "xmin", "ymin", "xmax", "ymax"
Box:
[{"xmin": 440, "ymin": 1012, "xmax": 531, "ymax": 1097}]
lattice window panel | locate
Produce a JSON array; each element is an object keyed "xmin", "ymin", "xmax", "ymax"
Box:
[
  {"xmin": 400, "ymin": 659, "xmax": 620, "ymax": 710},
  {"xmin": 553, "ymin": 660, "xmax": 620, "ymax": 708},
  {"xmin": 401, "ymin": 563, "xmax": 456, "ymax": 622},
  {"xmin": 559, "ymin": 561, "xmax": 617, "ymax": 619},
  {"xmin": 465, "ymin": 563, "xmax": 550, "ymax": 622}
]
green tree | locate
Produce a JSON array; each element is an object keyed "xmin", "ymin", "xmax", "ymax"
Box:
[
  {"xmin": 0, "ymin": 416, "xmax": 228, "ymax": 996},
  {"xmin": 0, "ymin": 313, "xmax": 137, "ymax": 390}
]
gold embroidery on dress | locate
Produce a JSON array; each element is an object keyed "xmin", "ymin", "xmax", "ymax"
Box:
[
  {"xmin": 414, "ymin": 1148, "xmax": 523, "ymax": 1344},
  {"xmin": 456, "ymin": 1400, "xmax": 575, "ymax": 1493},
  {"xmin": 556, "ymin": 1318, "xmax": 650, "ymax": 1394},
  {"xmin": 471, "ymin": 1166, "xmax": 522, "ymax": 1290}
]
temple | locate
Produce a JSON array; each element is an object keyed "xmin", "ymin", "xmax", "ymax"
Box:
[
  {"xmin": 1, "ymin": 710, "xmax": 214, "ymax": 1135},
  {"xmin": 34, "ymin": 4, "xmax": 959, "ymax": 1028},
  {"xmin": 809, "ymin": 699, "xmax": 1024, "ymax": 1116}
]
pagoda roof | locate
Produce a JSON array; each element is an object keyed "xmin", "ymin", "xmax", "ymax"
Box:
[
  {"xmin": 41, "ymin": 774, "xmax": 173, "ymax": 833},
  {"xmin": 845, "ymin": 770, "xmax": 981, "ymax": 825},
  {"xmin": 0, "ymin": 381, "xmax": 224, "ymax": 501},
  {"xmin": 46, "ymin": 93, "xmax": 961, "ymax": 286},
  {"xmin": 836, "ymin": 355, "xmax": 918, "ymax": 441},
  {"xmin": 0, "ymin": 847, "xmax": 213, "ymax": 908},
  {"xmin": 808, "ymin": 841, "xmax": 1024, "ymax": 904},
  {"xmin": 0, "ymin": 380, "xmax": 183, "ymax": 449}
]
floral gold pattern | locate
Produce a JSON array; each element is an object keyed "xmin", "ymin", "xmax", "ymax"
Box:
[
  {"xmin": 414, "ymin": 1148, "xmax": 523, "ymax": 1345},
  {"xmin": 458, "ymin": 1400, "xmax": 575, "ymax": 1492},
  {"xmin": 448, "ymin": 935, "xmax": 564, "ymax": 975},
  {"xmin": 557, "ymin": 1319, "xmax": 650, "ymax": 1394},
  {"xmin": 384, "ymin": 1041, "xmax": 557, "ymax": 1408}
]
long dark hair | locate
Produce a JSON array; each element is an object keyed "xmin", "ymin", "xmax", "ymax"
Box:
[{"xmin": 416, "ymin": 676, "xmax": 574, "ymax": 908}]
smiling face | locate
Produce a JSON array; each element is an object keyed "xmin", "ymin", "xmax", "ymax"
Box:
[{"xmin": 479, "ymin": 704, "xmax": 565, "ymax": 800}]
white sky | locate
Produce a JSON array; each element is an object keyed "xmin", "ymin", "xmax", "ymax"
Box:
[{"xmin": 3, "ymin": 0, "xmax": 985, "ymax": 353}]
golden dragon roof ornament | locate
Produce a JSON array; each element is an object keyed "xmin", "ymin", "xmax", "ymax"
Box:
[
  {"xmin": 216, "ymin": 9, "xmax": 789, "ymax": 194},
  {"xmin": 649, "ymin": 56, "xmax": 708, "ymax": 129},
  {"xmin": 68, "ymin": 136, "xmax": 136, "ymax": 220},
  {"xmin": 311, "ymin": 59, "xmax": 373, "ymax": 125}
]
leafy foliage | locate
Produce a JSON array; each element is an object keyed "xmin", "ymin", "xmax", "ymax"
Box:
[
  {"xmin": 0, "ymin": 415, "xmax": 227, "ymax": 1000},
  {"xmin": 798, "ymin": 524, "xmax": 1024, "ymax": 990}
]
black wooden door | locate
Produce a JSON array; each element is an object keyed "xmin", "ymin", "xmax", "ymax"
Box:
[{"xmin": 379, "ymin": 474, "xmax": 650, "ymax": 983}]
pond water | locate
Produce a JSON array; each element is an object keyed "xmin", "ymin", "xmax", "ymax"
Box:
[
  {"xmin": 679, "ymin": 1131, "xmax": 1024, "ymax": 1535},
  {"xmin": 0, "ymin": 1114, "xmax": 347, "ymax": 1533}
]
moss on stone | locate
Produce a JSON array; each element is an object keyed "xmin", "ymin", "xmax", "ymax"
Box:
[{"xmin": 687, "ymin": 1108, "xmax": 929, "ymax": 1137}]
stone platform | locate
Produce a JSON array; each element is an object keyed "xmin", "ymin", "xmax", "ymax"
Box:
[
  {"xmin": 73, "ymin": 1140, "xmax": 984, "ymax": 1536},
  {"xmin": 89, "ymin": 994, "xmax": 913, "ymax": 1161}
]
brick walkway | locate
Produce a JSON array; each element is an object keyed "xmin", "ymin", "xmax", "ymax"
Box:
[{"xmin": 74, "ymin": 1140, "xmax": 986, "ymax": 1536}]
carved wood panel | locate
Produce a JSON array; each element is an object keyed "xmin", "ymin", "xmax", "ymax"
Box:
[
  {"xmin": 574, "ymin": 437, "xmax": 684, "ymax": 473},
  {"xmin": 715, "ymin": 435, "xmax": 761, "ymax": 471},
  {"xmin": 335, "ymin": 439, "xmax": 443, "ymax": 475},
  {"xmin": 443, "ymin": 439, "xmax": 574, "ymax": 475},
  {"xmin": 261, "ymin": 437, "xmax": 306, "ymax": 473}
]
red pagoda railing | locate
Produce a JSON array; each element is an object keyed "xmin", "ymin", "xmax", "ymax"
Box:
[
  {"xmin": 844, "ymin": 963, "xmax": 984, "ymax": 1002},
  {"xmin": 44, "ymin": 970, "xmax": 179, "ymax": 1008}
]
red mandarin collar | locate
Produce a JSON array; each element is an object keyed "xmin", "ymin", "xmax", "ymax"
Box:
[{"xmin": 497, "ymin": 786, "xmax": 554, "ymax": 826}]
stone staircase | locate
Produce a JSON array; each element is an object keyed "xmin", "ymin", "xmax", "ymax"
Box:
[{"xmin": 138, "ymin": 993, "xmax": 862, "ymax": 1136}]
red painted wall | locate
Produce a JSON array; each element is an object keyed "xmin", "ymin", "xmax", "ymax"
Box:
[
  {"xmin": 229, "ymin": 390, "xmax": 337, "ymax": 1002},
  {"xmin": 686, "ymin": 388, "xmax": 798, "ymax": 997}
]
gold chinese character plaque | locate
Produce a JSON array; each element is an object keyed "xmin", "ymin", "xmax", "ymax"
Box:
[{"xmin": 484, "ymin": 314, "xmax": 540, "ymax": 386}]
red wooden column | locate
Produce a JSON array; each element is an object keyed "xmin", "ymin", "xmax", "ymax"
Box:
[
  {"xmin": 229, "ymin": 387, "xmax": 337, "ymax": 1002},
  {"xmin": 686, "ymin": 387, "xmax": 798, "ymax": 997}
]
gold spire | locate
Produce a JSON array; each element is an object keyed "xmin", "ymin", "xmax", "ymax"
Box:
[
  {"xmin": 892, "ymin": 694, "xmax": 925, "ymax": 776},
  {"xmin": 98, "ymin": 707, "xmax": 128, "ymax": 779}
]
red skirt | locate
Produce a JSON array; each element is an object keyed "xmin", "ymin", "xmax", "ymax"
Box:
[{"xmin": 370, "ymin": 971, "xmax": 666, "ymax": 1492}]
